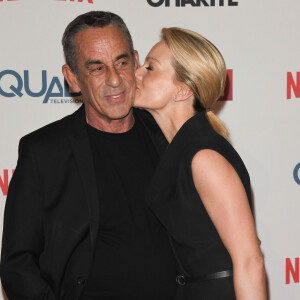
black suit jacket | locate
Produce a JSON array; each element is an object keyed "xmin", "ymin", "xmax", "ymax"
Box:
[{"xmin": 0, "ymin": 105, "xmax": 168, "ymax": 300}]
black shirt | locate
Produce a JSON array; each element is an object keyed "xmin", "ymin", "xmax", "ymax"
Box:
[{"xmin": 82, "ymin": 115, "xmax": 177, "ymax": 300}]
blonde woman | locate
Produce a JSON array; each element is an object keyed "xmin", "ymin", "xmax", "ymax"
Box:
[{"xmin": 135, "ymin": 28, "xmax": 267, "ymax": 299}]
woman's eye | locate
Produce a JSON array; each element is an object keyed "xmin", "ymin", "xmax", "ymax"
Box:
[{"xmin": 145, "ymin": 65, "xmax": 153, "ymax": 71}]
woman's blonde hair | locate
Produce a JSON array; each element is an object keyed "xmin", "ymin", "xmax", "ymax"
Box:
[{"xmin": 161, "ymin": 27, "xmax": 229, "ymax": 139}]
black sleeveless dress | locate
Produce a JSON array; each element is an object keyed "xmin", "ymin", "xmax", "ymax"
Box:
[{"xmin": 146, "ymin": 112, "xmax": 252, "ymax": 300}]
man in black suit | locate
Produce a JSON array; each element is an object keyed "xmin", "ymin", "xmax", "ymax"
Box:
[{"xmin": 0, "ymin": 11, "xmax": 177, "ymax": 300}]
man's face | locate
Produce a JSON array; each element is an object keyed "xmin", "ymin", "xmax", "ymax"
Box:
[{"xmin": 66, "ymin": 26, "xmax": 138, "ymax": 124}]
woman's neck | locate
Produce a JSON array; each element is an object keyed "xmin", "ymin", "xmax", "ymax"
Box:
[{"xmin": 149, "ymin": 106, "xmax": 195, "ymax": 143}]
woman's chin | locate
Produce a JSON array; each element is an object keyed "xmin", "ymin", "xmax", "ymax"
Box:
[{"xmin": 133, "ymin": 99, "xmax": 147, "ymax": 110}]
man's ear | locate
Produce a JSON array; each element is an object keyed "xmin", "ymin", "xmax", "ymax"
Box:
[
  {"xmin": 175, "ymin": 84, "xmax": 194, "ymax": 102},
  {"xmin": 133, "ymin": 50, "xmax": 139, "ymax": 70},
  {"xmin": 62, "ymin": 64, "xmax": 81, "ymax": 93}
]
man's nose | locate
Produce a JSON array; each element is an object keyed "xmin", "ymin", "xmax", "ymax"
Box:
[{"xmin": 106, "ymin": 66, "xmax": 122, "ymax": 87}]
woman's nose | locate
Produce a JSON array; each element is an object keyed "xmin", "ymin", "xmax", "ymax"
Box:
[{"xmin": 135, "ymin": 66, "xmax": 143, "ymax": 80}]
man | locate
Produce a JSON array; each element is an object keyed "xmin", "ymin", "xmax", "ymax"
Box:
[{"xmin": 1, "ymin": 11, "xmax": 177, "ymax": 300}]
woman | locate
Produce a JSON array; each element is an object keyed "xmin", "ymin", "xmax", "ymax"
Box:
[{"xmin": 135, "ymin": 27, "xmax": 267, "ymax": 299}]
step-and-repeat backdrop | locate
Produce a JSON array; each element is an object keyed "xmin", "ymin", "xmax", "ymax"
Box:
[{"xmin": 0, "ymin": 0, "xmax": 299, "ymax": 299}]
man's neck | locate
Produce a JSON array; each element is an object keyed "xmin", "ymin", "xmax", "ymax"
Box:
[{"xmin": 85, "ymin": 107, "xmax": 135, "ymax": 133}]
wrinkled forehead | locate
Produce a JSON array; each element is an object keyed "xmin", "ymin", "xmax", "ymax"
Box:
[{"xmin": 74, "ymin": 26, "xmax": 131, "ymax": 59}]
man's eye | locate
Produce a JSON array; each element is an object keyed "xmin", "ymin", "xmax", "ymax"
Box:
[
  {"xmin": 89, "ymin": 65, "xmax": 103, "ymax": 75},
  {"xmin": 145, "ymin": 65, "xmax": 153, "ymax": 71},
  {"xmin": 117, "ymin": 60, "xmax": 128, "ymax": 67}
]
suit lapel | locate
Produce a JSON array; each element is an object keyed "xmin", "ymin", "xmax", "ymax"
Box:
[{"xmin": 69, "ymin": 105, "xmax": 99, "ymax": 248}]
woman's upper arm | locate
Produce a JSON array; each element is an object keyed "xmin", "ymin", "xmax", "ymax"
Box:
[{"xmin": 191, "ymin": 149, "xmax": 261, "ymax": 263}]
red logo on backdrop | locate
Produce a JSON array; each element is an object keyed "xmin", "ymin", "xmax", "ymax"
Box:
[
  {"xmin": 286, "ymin": 258, "xmax": 300, "ymax": 284},
  {"xmin": 0, "ymin": 0, "xmax": 19, "ymax": 2},
  {"xmin": 56, "ymin": 0, "xmax": 94, "ymax": 3},
  {"xmin": 0, "ymin": 170, "xmax": 14, "ymax": 196},
  {"xmin": 287, "ymin": 72, "xmax": 300, "ymax": 99},
  {"xmin": 219, "ymin": 69, "xmax": 233, "ymax": 101}
]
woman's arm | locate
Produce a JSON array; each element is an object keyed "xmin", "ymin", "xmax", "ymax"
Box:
[{"xmin": 191, "ymin": 149, "xmax": 267, "ymax": 300}]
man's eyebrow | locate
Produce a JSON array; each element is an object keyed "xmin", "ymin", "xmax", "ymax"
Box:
[
  {"xmin": 84, "ymin": 53, "xmax": 131, "ymax": 68},
  {"xmin": 115, "ymin": 53, "xmax": 130, "ymax": 61},
  {"xmin": 145, "ymin": 56, "xmax": 160, "ymax": 64},
  {"xmin": 85, "ymin": 60, "xmax": 102, "ymax": 68}
]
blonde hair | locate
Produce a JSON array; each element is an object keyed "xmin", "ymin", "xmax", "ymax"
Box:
[{"xmin": 161, "ymin": 27, "xmax": 229, "ymax": 139}]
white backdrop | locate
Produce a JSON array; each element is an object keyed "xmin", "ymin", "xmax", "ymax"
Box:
[{"xmin": 0, "ymin": 0, "xmax": 299, "ymax": 299}]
